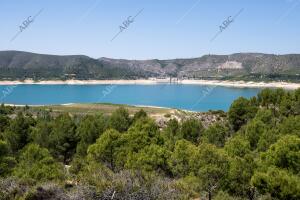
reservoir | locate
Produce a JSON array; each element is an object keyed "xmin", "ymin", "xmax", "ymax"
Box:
[{"xmin": 0, "ymin": 84, "xmax": 261, "ymax": 111}]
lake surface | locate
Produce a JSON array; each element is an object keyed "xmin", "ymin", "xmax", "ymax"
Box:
[{"xmin": 0, "ymin": 84, "xmax": 261, "ymax": 111}]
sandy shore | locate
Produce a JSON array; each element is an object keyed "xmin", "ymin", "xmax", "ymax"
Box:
[
  {"xmin": 0, "ymin": 79, "xmax": 299, "ymax": 89},
  {"xmin": 181, "ymin": 80, "xmax": 300, "ymax": 89}
]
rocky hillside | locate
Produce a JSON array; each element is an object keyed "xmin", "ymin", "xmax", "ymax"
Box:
[{"xmin": 0, "ymin": 51, "xmax": 300, "ymax": 82}]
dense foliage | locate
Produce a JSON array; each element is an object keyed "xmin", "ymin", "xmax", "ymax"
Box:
[{"xmin": 0, "ymin": 88, "xmax": 299, "ymax": 200}]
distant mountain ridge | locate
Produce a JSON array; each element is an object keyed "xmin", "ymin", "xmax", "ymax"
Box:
[{"xmin": 0, "ymin": 51, "xmax": 300, "ymax": 82}]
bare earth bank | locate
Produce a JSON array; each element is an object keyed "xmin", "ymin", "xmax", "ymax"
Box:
[{"xmin": 0, "ymin": 79, "xmax": 299, "ymax": 89}]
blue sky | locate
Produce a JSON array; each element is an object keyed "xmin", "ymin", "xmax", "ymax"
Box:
[{"xmin": 0, "ymin": 0, "xmax": 299, "ymax": 59}]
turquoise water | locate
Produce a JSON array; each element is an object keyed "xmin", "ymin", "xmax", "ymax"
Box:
[{"xmin": 0, "ymin": 84, "xmax": 261, "ymax": 111}]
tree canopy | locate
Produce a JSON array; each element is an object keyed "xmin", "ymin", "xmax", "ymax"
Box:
[{"xmin": 0, "ymin": 88, "xmax": 299, "ymax": 199}]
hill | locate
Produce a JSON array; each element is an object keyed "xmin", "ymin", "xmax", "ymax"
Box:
[{"xmin": 0, "ymin": 51, "xmax": 300, "ymax": 82}]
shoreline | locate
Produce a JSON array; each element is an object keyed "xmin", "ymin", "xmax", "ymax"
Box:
[
  {"xmin": 0, "ymin": 79, "xmax": 299, "ymax": 89},
  {"xmin": 3, "ymin": 103, "xmax": 176, "ymax": 112}
]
